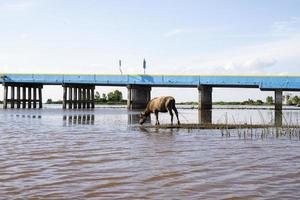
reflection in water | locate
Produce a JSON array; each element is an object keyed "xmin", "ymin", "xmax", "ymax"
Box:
[
  {"xmin": 2, "ymin": 107, "xmax": 300, "ymax": 199},
  {"xmin": 275, "ymin": 110, "xmax": 283, "ymax": 126},
  {"xmin": 128, "ymin": 112, "xmax": 151, "ymax": 125},
  {"xmin": 63, "ymin": 114, "xmax": 95, "ymax": 126},
  {"xmin": 198, "ymin": 109, "xmax": 212, "ymax": 124},
  {"xmin": 10, "ymin": 114, "xmax": 42, "ymax": 119}
]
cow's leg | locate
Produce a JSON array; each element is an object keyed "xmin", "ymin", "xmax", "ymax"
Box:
[
  {"xmin": 173, "ymin": 106, "xmax": 180, "ymax": 125},
  {"xmin": 168, "ymin": 109, "xmax": 174, "ymax": 125},
  {"xmin": 155, "ymin": 110, "xmax": 160, "ymax": 125}
]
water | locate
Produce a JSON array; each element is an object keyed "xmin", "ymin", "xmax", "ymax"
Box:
[{"xmin": 1, "ymin": 105, "xmax": 300, "ymax": 199}]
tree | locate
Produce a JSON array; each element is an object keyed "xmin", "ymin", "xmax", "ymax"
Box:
[
  {"xmin": 288, "ymin": 96, "xmax": 300, "ymax": 105},
  {"xmin": 256, "ymin": 99, "xmax": 264, "ymax": 105},
  {"xmin": 95, "ymin": 92, "xmax": 101, "ymax": 101},
  {"xmin": 102, "ymin": 93, "xmax": 107, "ymax": 100},
  {"xmin": 94, "ymin": 91, "xmax": 107, "ymax": 103},
  {"xmin": 107, "ymin": 90, "xmax": 123, "ymax": 102},
  {"xmin": 46, "ymin": 99, "xmax": 53, "ymax": 104},
  {"xmin": 266, "ymin": 96, "xmax": 274, "ymax": 104}
]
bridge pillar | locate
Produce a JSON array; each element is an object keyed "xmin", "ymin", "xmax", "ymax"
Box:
[
  {"xmin": 198, "ymin": 85, "xmax": 212, "ymax": 110},
  {"xmin": 2, "ymin": 83, "xmax": 43, "ymax": 109},
  {"xmin": 198, "ymin": 109, "xmax": 212, "ymax": 124},
  {"xmin": 275, "ymin": 90, "xmax": 282, "ymax": 110},
  {"xmin": 62, "ymin": 84, "xmax": 95, "ymax": 109},
  {"xmin": 127, "ymin": 85, "xmax": 151, "ymax": 110}
]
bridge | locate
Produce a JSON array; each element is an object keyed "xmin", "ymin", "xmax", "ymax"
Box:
[{"xmin": 1, "ymin": 73, "xmax": 300, "ymax": 111}]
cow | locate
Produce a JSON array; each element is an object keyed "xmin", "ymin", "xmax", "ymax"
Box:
[{"xmin": 139, "ymin": 96, "xmax": 180, "ymax": 125}]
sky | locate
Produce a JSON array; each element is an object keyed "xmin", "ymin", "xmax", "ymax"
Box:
[{"xmin": 1, "ymin": 0, "xmax": 300, "ymax": 102}]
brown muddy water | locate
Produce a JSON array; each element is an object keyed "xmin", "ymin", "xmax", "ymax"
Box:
[{"xmin": 1, "ymin": 105, "xmax": 300, "ymax": 199}]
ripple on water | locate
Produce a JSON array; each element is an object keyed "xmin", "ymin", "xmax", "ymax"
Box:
[{"xmin": 1, "ymin": 107, "xmax": 300, "ymax": 199}]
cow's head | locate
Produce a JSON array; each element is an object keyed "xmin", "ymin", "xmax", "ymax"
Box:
[{"xmin": 139, "ymin": 112, "xmax": 147, "ymax": 125}]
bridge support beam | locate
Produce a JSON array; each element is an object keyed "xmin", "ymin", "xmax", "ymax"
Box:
[
  {"xmin": 127, "ymin": 85, "xmax": 151, "ymax": 110},
  {"xmin": 274, "ymin": 90, "xmax": 283, "ymax": 111},
  {"xmin": 62, "ymin": 84, "xmax": 95, "ymax": 109},
  {"xmin": 198, "ymin": 85, "xmax": 212, "ymax": 110},
  {"xmin": 2, "ymin": 83, "xmax": 43, "ymax": 109}
]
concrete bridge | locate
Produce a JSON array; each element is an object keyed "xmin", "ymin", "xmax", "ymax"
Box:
[{"xmin": 1, "ymin": 73, "xmax": 300, "ymax": 111}]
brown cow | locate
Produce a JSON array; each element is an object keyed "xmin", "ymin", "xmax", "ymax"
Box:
[{"xmin": 139, "ymin": 96, "xmax": 180, "ymax": 125}]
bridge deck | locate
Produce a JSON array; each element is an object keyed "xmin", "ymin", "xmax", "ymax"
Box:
[{"xmin": 1, "ymin": 74, "xmax": 300, "ymax": 90}]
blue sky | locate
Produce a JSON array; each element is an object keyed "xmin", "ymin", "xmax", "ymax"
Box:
[{"xmin": 1, "ymin": 0, "xmax": 300, "ymax": 101}]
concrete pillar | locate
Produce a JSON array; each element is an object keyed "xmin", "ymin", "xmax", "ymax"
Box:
[
  {"xmin": 17, "ymin": 86, "xmax": 21, "ymax": 108},
  {"xmin": 74, "ymin": 87, "xmax": 78, "ymax": 109},
  {"xmin": 22, "ymin": 86, "xmax": 26, "ymax": 109},
  {"xmin": 38, "ymin": 87, "xmax": 43, "ymax": 109},
  {"xmin": 3, "ymin": 85, "xmax": 8, "ymax": 109},
  {"xmin": 28, "ymin": 87, "xmax": 32, "ymax": 109},
  {"xmin": 82, "ymin": 88, "xmax": 86, "ymax": 109},
  {"xmin": 68, "ymin": 87, "xmax": 73, "ymax": 109},
  {"xmin": 275, "ymin": 110, "xmax": 282, "ymax": 126},
  {"xmin": 78, "ymin": 88, "xmax": 82, "ymax": 109},
  {"xmin": 10, "ymin": 86, "xmax": 15, "ymax": 108},
  {"xmin": 275, "ymin": 90, "xmax": 283, "ymax": 111},
  {"xmin": 91, "ymin": 88, "xmax": 95, "ymax": 109},
  {"xmin": 198, "ymin": 109, "xmax": 212, "ymax": 124},
  {"xmin": 198, "ymin": 85, "xmax": 212, "ymax": 110},
  {"xmin": 63, "ymin": 86, "xmax": 67, "ymax": 109},
  {"xmin": 87, "ymin": 88, "xmax": 90, "ymax": 109},
  {"xmin": 127, "ymin": 85, "xmax": 151, "ymax": 110},
  {"xmin": 33, "ymin": 87, "xmax": 37, "ymax": 108}
]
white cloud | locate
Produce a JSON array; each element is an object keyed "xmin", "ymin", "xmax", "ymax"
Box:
[
  {"xmin": 228, "ymin": 58, "xmax": 277, "ymax": 71},
  {"xmin": 154, "ymin": 35, "xmax": 300, "ymax": 75},
  {"xmin": 0, "ymin": 0, "xmax": 34, "ymax": 12},
  {"xmin": 271, "ymin": 17, "xmax": 300, "ymax": 36}
]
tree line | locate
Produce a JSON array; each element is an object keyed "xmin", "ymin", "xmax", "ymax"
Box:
[{"xmin": 46, "ymin": 90, "xmax": 125, "ymax": 104}]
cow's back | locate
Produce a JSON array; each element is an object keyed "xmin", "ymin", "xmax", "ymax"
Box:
[{"xmin": 148, "ymin": 96, "xmax": 174, "ymax": 112}]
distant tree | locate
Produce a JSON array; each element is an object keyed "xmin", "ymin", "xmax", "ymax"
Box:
[
  {"xmin": 266, "ymin": 96, "xmax": 274, "ymax": 104},
  {"xmin": 95, "ymin": 92, "xmax": 101, "ymax": 101},
  {"xmin": 256, "ymin": 99, "xmax": 264, "ymax": 105},
  {"xmin": 107, "ymin": 90, "xmax": 123, "ymax": 102},
  {"xmin": 46, "ymin": 99, "xmax": 53, "ymax": 104},
  {"xmin": 247, "ymin": 99, "xmax": 255, "ymax": 104},
  {"xmin": 95, "ymin": 91, "xmax": 108, "ymax": 103},
  {"xmin": 102, "ymin": 93, "xmax": 107, "ymax": 100},
  {"xmin": 288, "ymin": 96, "xmax": 300, "ymax": 105}
]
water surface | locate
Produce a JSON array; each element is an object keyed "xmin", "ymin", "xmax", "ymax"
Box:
[{"xmin": 0, "ymin": 105, "xmax": 300, "ymax": 199}]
